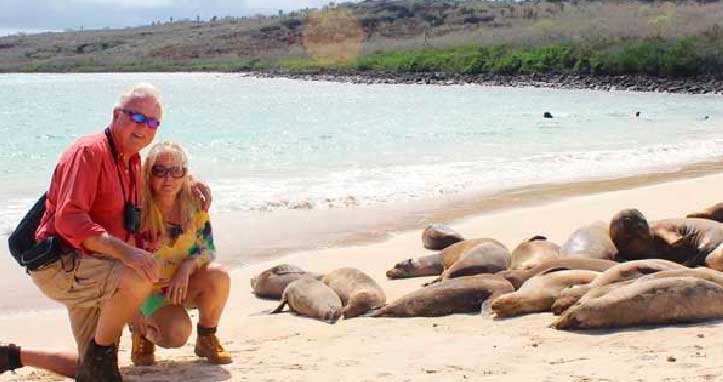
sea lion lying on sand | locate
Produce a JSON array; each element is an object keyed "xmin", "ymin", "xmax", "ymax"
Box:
[
  {"xmin": 560, "ymin": 222, "xmax": 618, "ymax": 260},
  {"xmin": 386, "ymin": 253, "xmax": 444, "ymax": 279},
  {"xmin": 609, "ymin": 209, "xmax": 723, "ymax": 266},
  {"xmin": 322, "ymin": 267, "xmax": 386, "ymax": 319},
  {"xmin": 423, "ymin": 240, "xmax": 510, "ymax": 286},
  {"xmin": 554, "ymin": 277, "xmax": 723, "ymax": 330},
  {"xmin": 422, "ymin": 224, "xmax": 464, "ymax": 250},
  {"xmin": 440, "ymin": 238, "xmax": 508, "ymax": 269},
  {"xmin": 496, "ymin": 258, "xmax": 617, "ymax": 290},
  {"xmin": 251, "ymin": 264, "xmax": 323, "ymax": 300},
  {"xmin": 509, "ymin": 236, "xmax": 561, "ymax": 270},
  {"xmin": 490, "ymin": 270, "xmax": 600, "ymax": 318},
  {"xmin": 271, "ymin": 278, "xmax": 342, "ymax": 323},
  {"xmin": 372, "ymin": 275, "xmax": 513, "ymax": 317},
  {"xmin": 687, "ymin": 202, "xmax": 723, "ymax": 223},
  {"xmin": 550, "ymin": 259, "xmax": 686, "ymax": 315},
  {"xmin": 444, "ymin": 241, "xmax": 510, "ymax": 279}
]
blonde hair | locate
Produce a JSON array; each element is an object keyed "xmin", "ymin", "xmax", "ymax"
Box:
[{"xmin": 141, "ymin": 141, "xmax": 196, "ymax": 243}]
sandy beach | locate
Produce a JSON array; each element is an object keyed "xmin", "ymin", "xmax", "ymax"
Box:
[{"xmin": 3, "ymin": 171, "xmax": 723, "ymax": 382}]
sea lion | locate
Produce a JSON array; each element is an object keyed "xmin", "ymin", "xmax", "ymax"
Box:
[
  {"xmin": 550, "ymin": 259, "xmax": 686, "ymax": 315},
  {"xmin": 251, "ymin": 264, "xmax": 322, "ymax": 300},
  {"xmin": 609, "ymin": 209, "xmax": 723, "ymax": 266},
  {"xmin": 322, "ymin": 267, "xmax": 386, "ymax": 319},
  {"xmin": 490, "ymin": 270, "xmax": 600, "ymax": 318},
  {"xmin": 386, "ymin": 253, "xmax": 444, "ymax": 279},
  {"xmin": 422, "ymin": 240, "xmax": 510, "ymax": 286},
  {"xmin": 560, "ymin": 222, "xmax": 618, "ymax": 260},
  {"xmin": 371, "ymin": 274, "xmax": 514, "ymax": 317},
  {"xmin": 271, "ymin": 278, "xmax": 342, "ymax": 323},
  {"xmin": 496, "ymin": 257, "xmax": 617, "ymax": 290},
  {"xmin": 687, "ymin": 202, "xmax": 723, "ymax": 223},
  {"xmin": 440, "ymin": 238, "xmax": 507, "ymax": 269},
  {"xmin": 422, "ymin": 224, "xmax": 465, "ymax": 250},
  {"xmin": 554, "ymin": 277, "xmax": 723, "ymax": 330},
  {"xmin": 509, "ymin": 236, "xmax": 561, "ymax": 270},
  {"xmin": 444, "ymin": 241, "xmax": 510, "ymax": 279}
]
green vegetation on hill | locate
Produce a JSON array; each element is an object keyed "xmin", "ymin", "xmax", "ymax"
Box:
[{"xmin": 319, "ymin": 35, "xmax": 722, "ymax": 77}]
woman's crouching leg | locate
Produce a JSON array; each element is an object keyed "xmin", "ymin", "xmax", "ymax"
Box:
[{"xmin": 187, "ymin": 264, "xmax": 230, "ymax": 328}]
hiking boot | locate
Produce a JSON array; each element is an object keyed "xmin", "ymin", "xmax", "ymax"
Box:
[
  {"xmin": 0, "ymin": 344, "xmax": 22, "ymax": 374},
  {"xmin": 75, "ymin": 340, "xmax": 122, "ymax": 382},
  {"xmin": 195, "ymin": 334, "xmax": 232, "ymax": 364},
  {"xmin": 131, "ymin": 332, "xmax": 155, "ymax": 367}
]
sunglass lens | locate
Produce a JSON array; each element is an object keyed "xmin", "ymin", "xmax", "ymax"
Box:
[
  {"xmin": 171, "ymin": 167, "xmax": 187, "ymax": 178},
  {"xmin": 130, "ymin": 113, "xmax": 147, "ymax": 123},
  {"xmin": 147, "ymin": 119, "xmax": 160, "ymax": 129},
  {"xmin": 151, "ymin": 166, "xmax": 164, "ymax": 177}
]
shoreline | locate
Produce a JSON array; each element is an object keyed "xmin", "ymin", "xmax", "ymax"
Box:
[
  {"xmin": 252, "ymin": 69, "xmax": 723, "ymax": 95},
  {"xmin": 4, "ymin": 163, "xmax": 723, "ymax": 381},
  {"xmin": 212, "ymin": 156, "xmax": 723, "ymax": 269}
]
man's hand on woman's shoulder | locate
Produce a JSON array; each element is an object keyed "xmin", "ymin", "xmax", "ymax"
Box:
[{"xmin": 188, "ymin": 175, "xmax": 212, "ymax": 212}]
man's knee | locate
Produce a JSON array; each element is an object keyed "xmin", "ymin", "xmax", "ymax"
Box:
[{"xmin": 117, "ymin": 266, "xmax": 152, "ymax": 298}]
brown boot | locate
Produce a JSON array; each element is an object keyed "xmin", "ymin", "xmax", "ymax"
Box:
[
  {"xmin": 195, "ymin": 333, "xmax": 232, "ymax": 364},
  {"xmin": 131, "ymin": 332, "xmax": 155, "ymax": 367}
]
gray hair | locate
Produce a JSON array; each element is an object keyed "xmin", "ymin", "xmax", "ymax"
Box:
[{"xmin": 115, "ymin": 82, "xmax": 163, "ymax": 115}]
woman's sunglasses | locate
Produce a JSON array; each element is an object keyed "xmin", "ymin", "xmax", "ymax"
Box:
[
  {"xmin": 121, "ymin": 109, "xmax": 161, "ymax": 129},
  {"xmin": 151, "ymin": 165, "xmax": 187, "ymax": 179}
]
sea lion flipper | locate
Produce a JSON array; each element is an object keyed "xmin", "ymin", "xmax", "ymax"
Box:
[{"xmin": 271, "ymin": 300, "xmax": 287, "ymax": 314}]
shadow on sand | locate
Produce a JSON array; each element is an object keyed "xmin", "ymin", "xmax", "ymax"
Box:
[{"xmin": 122, "ymin": 359, "xmax": 232, "ymax": 382}]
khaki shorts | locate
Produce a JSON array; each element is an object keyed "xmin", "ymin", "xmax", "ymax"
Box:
[{"xmin": 31, "ymin": 252, "xmax": 124, "ymax": 359}]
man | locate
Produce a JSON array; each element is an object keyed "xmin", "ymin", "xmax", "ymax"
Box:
[{"xmin": 10, "ymin": 83, "xmax": 197, "ymax": 381}]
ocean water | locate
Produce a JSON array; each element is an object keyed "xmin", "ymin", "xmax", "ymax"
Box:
[{"xmin": 0, "ymin": 72, "xmax": 722, "ymax": 246}]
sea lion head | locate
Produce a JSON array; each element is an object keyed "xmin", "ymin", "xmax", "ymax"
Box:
[
  {"xmin": 610, "ymin": 209, "xmax": 650, "ymax": 240},
  {"xmin": 323, "ymin": 306, "xmax": 342, "ymax": 324},
  {"xmin": 386, "ymin": 259, "xmax": 414, "ymax": 279},
  {"xmin": 609, "ymin": 209, "xmax": 652, "ymax": 260}
]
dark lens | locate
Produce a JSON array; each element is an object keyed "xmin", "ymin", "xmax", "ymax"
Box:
[
  {"xmin": 151, "ymin": 165, "xmax": 166, "ymax": 177},
  {"xmin": 171, "ymin": 167, "xmax": 187, "ymax": 179},
  {"xmin": 147, "ymin": 119, "xmax": 160, "ymax": 129}
]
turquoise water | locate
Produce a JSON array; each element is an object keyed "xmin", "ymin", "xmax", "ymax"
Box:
[{"xmin": 1, "ymin": 72, "xmax": 722, "ymax": 236}]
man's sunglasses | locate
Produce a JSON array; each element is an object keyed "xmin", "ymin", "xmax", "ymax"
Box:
[
  {"xmin": 121, "ymin": 109, "xmax": 161, "ymax": 129},
  {"xmin": 151, "ymin": 165, "xmax": 187, "ymax": 179}
]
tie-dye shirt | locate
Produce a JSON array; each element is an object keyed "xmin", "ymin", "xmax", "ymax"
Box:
[{"xmin": 138, "ymin": 209, "xmax": 216, "ymax": 294}]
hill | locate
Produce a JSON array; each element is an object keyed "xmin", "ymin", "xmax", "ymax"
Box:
[{"xmin": 0, "ymin": 0, "xmax": 721, "ymax": 78}]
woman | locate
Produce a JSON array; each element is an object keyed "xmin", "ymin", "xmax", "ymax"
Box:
[{"xmin": 131, "ymin": 141, "xmax": 231, "ymax": 366}]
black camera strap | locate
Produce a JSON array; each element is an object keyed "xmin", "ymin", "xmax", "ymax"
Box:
[{"xmin": 105, "ymin": 128, "xmax": 139, "ymax": 237}]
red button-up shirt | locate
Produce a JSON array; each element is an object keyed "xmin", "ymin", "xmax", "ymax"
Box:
[{"xmin": 35, "ymin": 130, "xmax": 141, "ymax": 251}]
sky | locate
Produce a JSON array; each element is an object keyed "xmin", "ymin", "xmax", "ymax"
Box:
[{"xmin": 0, "ymin": 0, "xmax": 353, "ymax": 35}]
